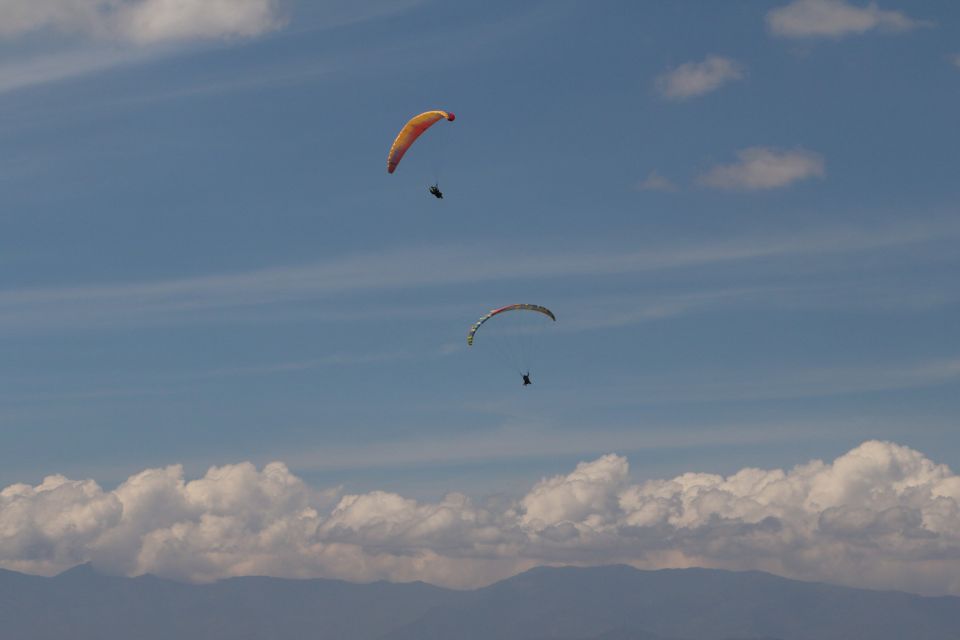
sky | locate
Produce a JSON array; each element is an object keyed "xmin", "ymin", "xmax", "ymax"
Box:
[{"xmin": 1, "ymin": 0, "xmax": 959, "ymax": 595}]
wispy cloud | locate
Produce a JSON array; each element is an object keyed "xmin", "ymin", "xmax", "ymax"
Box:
[
  {"xmin": 698, "ymin": 147, "xmax": 825, "ymax": 191},
  {"xmin": 0, "ymin": 0, "xmax": 284, "ymax": 96},
  {"xmin": 445, "ymin": 353, "xmax": 960, "ymax": 429},
  {"xmin": 0, "ymin": 0, "xmax": 285, "ymax": 43},
  {"xmin": 609, "ymin": 356, "xmax": 960, "ymax": 406},
  {"xmin": 0, "ymin": 222, "xmax": 947, "ymax": 333},
  {"xmin": 766, "ymin": 0, "xmax": 932, "ymax": 39},
  {"xmin": 0, "ymin": 1, "xmax": 427, "ymax": 95},
  {"xmin": 0, "ymin": 47, "xmax": 156, "ymax": 94},
  {"xmin": 280, "ymin": 418, "xmax": 830, "ymax": 474},
  {"xmin": 0, "ymin": 0, "xmax": 107, "ymax": 38},
  {"xmin": 528, "ymin": 277, "xmax": 960, "ymax": 338},
  {"xmin": 4, "ymin": 280, "xmax": 953, "ymax": 410},
  {"xmin": 655, "ymin": 55, "xmax": 744, "ymax": 101},
  {"xmin": 195, "ymin": 348, "xmax": 444, "ymax": 379},
  {"xmin": 118, "ymin": 0, "xmax": 285, "ymax": 45},
  {"xmin": 636, "ymin": 171, "xmax": 678, "ymax": 192}
]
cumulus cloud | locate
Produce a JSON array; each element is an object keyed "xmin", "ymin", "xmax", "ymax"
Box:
[
  {"xmin": 656, "ymin": 55, "xmax": 744, "ymax": 101},
  {"xmin": 4, "ymin": 441, "xmax": 960, "ymax": 594},
  {"xmin": 698, "ymin": 147, "xmax": 825, "ymax": 191},
  {"xmin": 0, "ymin": 0, "xmax": 284, "ymax": 44},
  {"xmin": 767, "ymin": 0, "xmax": 931, "ymax": 39}
]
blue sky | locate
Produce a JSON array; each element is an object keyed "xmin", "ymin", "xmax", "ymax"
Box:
[{"xmin": 1, "ymin": 0, "xmax": 958, "ymax": 507}]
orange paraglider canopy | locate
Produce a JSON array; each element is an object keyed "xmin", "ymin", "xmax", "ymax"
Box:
[{"xmin": 387, "ymin": 110, "xmax": 455, "ymax": 174}]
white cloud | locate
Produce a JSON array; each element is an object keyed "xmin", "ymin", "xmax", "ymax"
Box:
[
  {"xmin": 521, "ymin": 455, "xmax": 627, "ymax": 529},
  {"xmin": 699, "ymin": 147, "xmax": 825, "ymax": 191},
  {"xmin": 0, "ymin": 0, "xmax": 284, "ymax": 43},
  {"xmin": 656, "ymin": 55, "xmax": 743, "ymax": 100},
  {"xmin": 115, "ymin": 0, "xmax": 284, "ymax": 45},
  {"xmin": 636, "ymin": 171, "xmax": 677, "ymax": 192},
  {"xmin": 4, "ymin": 441, "xmax": 960, "ymax": 595},
  {"xmin": 0, "ymin": 1, "xmax": 435, "ymax": 94},
  {"xmin": 0, "ymin": 0, "xmax": 285, "ymax": 94},
  {"xmin": 0, "ymin": 474, "xmax": 121, "ymax": 575},
  {"xmin": 767, "ymin": 0, "xmax": 931, "ymax": 39}
]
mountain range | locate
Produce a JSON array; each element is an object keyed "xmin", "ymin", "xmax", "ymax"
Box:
[{"xmin": 1, "ymin": 563, "xmax": 958, "ymax": 639}]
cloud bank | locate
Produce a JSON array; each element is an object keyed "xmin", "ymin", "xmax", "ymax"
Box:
[
  {"xmin": 699, "ymin": 147, "xmax": 825, "ymax": 191},
  {"xmin": 656, "ymin": 55, "xmax": 743, "ymax": 101},
  {"xmin": 4, "ymin": 440, "xmax": 960, "ymax": 595},
  {"xmin": 0, "ymin": 0, "xmax": 284, "ymax": 44},
  {"xmin": 766, "ymin": 0, "xmax": 930, "ymax": 39}
]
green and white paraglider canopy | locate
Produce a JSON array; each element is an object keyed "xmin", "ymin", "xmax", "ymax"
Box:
[{"xmin": 467, "ymin": 304, "xmax": 556, "ymax": 380}]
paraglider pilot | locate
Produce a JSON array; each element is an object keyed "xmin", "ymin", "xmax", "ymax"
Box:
[
  {"xmin": 429, "ymin": 184, "xmax": 443, "ymax": 199},
  {"xmin": 522, "ymin": 372, "xmax": 532, "ymax": 386}
]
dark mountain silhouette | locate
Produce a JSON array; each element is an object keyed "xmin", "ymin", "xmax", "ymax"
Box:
[
  {"xmin": 385, "ymin": 565, "xmax": 960, "ymax": 640},
  {"xmin": 1, "ymin": 563, "xmax": 958, "ymax": 639},
  {"xmin": 0, "ymin": 563, "xmax": 456, "ymax": 640}
]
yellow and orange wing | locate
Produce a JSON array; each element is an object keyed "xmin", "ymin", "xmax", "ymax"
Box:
[{"xmin": 386, "ymin": 110, "xmax": 455, "ymax": 174}]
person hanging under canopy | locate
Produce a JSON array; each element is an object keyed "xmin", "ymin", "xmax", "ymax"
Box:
[
  {"xmin": 429, "ymin": 184, "xmax": 443, "ymax": 199},
  {"xmin": 467, "ymin": 304, "xmax": 556, "ymax": 387}
]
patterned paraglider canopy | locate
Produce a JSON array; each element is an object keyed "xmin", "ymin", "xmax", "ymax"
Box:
[{"xmin": 467, "ymin": 304, "xmax": 556, "ymax": 347}]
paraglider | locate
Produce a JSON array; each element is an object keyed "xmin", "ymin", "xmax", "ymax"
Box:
[
  {"xmin": 467, "ymin": 304, "xmax": 556, "ymax": 386},
  {"xmin": 429, "ymin": 184, "xmax": 443, "ymax": 199},
  {"xmin": 387, "ymin": 110, "xmax": 455, "ymax": 174}
]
